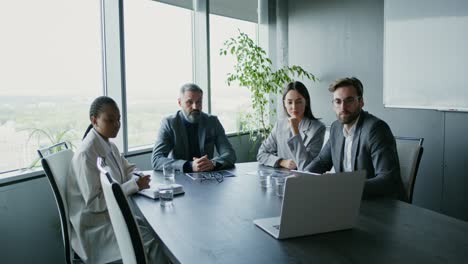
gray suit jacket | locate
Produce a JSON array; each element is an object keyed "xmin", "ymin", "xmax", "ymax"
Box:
[
  {"xmin": 303, "ymin": 111, "xmax": 404, "ymax": 199},
  {"xmin": 257, "ymin": 117, "xmax": 325, "ymax": 169},
  {"xmin": 152, "ymin": 111, "xmax": 236, "ymax": 171}
]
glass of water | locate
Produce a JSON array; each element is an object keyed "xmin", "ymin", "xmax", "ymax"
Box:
[
  {"xmin": 258, "ymin": 170, "xmax": 272, "ymax": 188},
  {"xmin": 161, "ymin": 164, "xmax": 176, "ymax": 207},
  {"xmin": 158, "ymin": 184, "xmax": 174, "ymax": 207},
  {"xmin": 274, "ymin": 177, "xmax": 286, "ymax": 197},
  {"xmin": 163, "ymin": 164, "xmax": 175, "ymax": 186}
]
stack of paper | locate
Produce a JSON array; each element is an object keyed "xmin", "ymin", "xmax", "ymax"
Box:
[{"xmin": 138, "ymin": 183, "xmax": 184, "ymax": 199}]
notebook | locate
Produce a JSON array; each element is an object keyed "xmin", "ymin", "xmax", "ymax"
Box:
[
  {"xmin": 138, "ymin": 183, "xmax": 185, "ymax": 199},
  {"xmin": 254, "ymin": 170, "xmax": 366, "ymax": 239},
  {"xmin": 185, "ymin": 170, "xmax": 235, "ymax": 180}
]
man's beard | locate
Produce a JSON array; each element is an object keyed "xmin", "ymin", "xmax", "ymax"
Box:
[
  {"xmin": 337, "ymin": 109, "xmax": 361, "ymax": 124},
  {"xmin": 182, "ymin": 109, "xmax": 201, "ymax": 123}
]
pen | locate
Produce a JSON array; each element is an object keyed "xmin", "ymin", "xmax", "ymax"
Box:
[{"xmin": 133, "ymin": 172, "xmax": 144, "ymax": 177}]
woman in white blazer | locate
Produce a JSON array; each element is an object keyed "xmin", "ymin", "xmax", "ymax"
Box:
[
  {"xmin": 67, "ymin": 96, "xmax": 164, "ymax": 263},
  {"xmin": 257, "ymin": 81, "xmax": 326, "ymax": 170}
]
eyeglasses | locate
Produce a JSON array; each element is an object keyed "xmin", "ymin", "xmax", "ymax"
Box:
[
  {"xmin": 332, "ymin": 96, "xmax": 361, "ymax": 107},
  {"xmin": 200, "ymin": 172, "xmax": 224, "ymax": 183}
]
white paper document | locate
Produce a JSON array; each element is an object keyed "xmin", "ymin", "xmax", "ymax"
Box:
[
  {"xmin": 185, "ymin": 170, "xmax": 235, "ymax": 180},
  {"xmin": 138, "ymin": 183, "xmax": 184, "ymax": 199}
]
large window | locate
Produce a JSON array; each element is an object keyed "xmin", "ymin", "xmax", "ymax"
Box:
[
  {"xmin": 1, "ymin": 0, "xmax": 263, "ymax": 175},
  {"xmin": 0, "ymin": 1, "xmax": 102, "ymax": 173},
  {"xmin": 124, "ymin": 1, "xmax": 193, "ymax": 149},
  {"xmin": 209, "ymin": 14, "xmax": 258, "ymax": 133}
]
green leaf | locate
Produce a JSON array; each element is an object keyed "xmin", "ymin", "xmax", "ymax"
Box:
[{"xmin": 220, "ymin": 30, "xmax": 318, "ymax": 141}]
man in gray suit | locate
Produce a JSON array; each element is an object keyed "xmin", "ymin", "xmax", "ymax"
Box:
[
  {"xmin": 302, "ymin": 77, "xmax": 404, "ymax": 199},
  {"xmin": 152, "ymin": 83, "xmax": 236, "ymax": 172}
]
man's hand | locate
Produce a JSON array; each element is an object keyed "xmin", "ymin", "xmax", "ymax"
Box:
[
  {"xmin": 288, "ymin": 117, "xmax": 300, "ymax": 135},
  {"xmin": 192, "ymin": 155, "xmax": 215, "ymax": 172},
  {"xmin": 279, "ymin": 159, "xmax": 297, "ymax": 170},
  {"xmin": 136, "ymin": 175, "xmax": 151, "ymax": 190}
]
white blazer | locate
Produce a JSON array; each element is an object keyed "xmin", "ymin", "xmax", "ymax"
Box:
[
  {"xmin": 257, "ymin": 117, "xmax": 326, "ymax": 169},
  {"xmin": 67, "ymin": 128, "xmax": 139, "ymax": 264}
]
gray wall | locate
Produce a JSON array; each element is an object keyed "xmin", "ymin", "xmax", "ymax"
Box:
[
  {"xmin": 287, "ymin": 0, "xmax": 468, "ymax": 220},
  {"xmin": 0, "ymin": 177, "xmax": 64, "ymax": 263}
]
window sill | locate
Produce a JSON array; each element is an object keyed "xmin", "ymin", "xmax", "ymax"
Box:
[
  {"xmin": 0, "ymin": 132, "xmax": 256, "ymax": 186},
  {"xmin": 125, "ymin": 132, "xmax": 249, "ymax": 157},
  {"xmin": 0, "ymin": 168, "xmax": 45, "ymax": 186}
]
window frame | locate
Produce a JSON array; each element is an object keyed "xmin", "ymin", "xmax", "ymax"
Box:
[
  {"xmin": 1, "ymin": 0, "xmax": 272, "ymax": 178},
  {"xmin": 106, "ymin": 0, "xmax": 265, "ymax": 155},
  {"xmin": 0, "ymin": 0, "xmax": 105, "ymax": 175}
]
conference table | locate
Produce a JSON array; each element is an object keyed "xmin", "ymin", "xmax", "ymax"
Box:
[{"xmin": 133, "ymin": 162, "xmax": 468, "ymax": 264}]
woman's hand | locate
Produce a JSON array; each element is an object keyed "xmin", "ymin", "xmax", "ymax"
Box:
[
  {"xmin": 136, "ymin": 175, "xmax": 151, "ymax": 190},
  {"xmin": 279, "ymin": 159, "xmax": 297, "ymax": 170},
  {"xmin": 288, "ymin": 117, "xmax": 301, "ymax": 135}
]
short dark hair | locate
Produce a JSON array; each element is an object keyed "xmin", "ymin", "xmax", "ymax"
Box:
[
  {"xmin": 82, "ymin": 96, "xmax": 119, "ymax": 140},
  {"xmin": 180, "ymin": 83, "xmax": 203, "ymax": 95},
  {"xmin": 328, "ymin": 77, "xmax": 363, "ymax": 98},
  {"xmin": 282, "ymin": 81, "xmax": 317, "ymax": 120}
]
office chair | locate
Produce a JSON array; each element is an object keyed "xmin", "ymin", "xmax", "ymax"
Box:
[
  {"xmin": 395, "ymin": 137, "xmax": 424, "ymax": 204},
  {"xmin": 37, "ymin": 142, "xmax": 81, "ymax": 264},
  {"xmin": 97, "ymin": 157, "xmax": 148, "ymax": 264}
]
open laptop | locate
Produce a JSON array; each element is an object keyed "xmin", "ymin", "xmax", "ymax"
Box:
[{"xmin": 253, "ymin": 170, "xmax": 366, "ymax": 239}]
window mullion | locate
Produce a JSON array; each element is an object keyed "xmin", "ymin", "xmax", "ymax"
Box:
[
  {"xmin": 193, "ymin": 0, "xmax": 211, "ymax": 113},
  {"xmin": 101, "ymin": 0, "xmax": 127, "ymax": 153}
]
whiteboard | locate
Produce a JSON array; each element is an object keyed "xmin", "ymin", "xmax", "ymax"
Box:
[{"xmin": 384, "ymin": 0, "xmax": 468, "ymax": 111}]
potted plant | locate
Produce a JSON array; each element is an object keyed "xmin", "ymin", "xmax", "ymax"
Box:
[{"xmin": 220, "ymin": 31, "xmax": 317, "ymax": 143}]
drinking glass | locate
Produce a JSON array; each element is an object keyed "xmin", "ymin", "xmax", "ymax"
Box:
[
  {"xmin": 158, "ymin": 184, "xmax": 174, "ymax": 207},
  {"xmin": 163, "ymin": 164, "xmax": 175, "ymax": 186},
  {"xmin": 258, "ymin": 170, "xmax": 272, "ymax": 188},
  {"xmin": 274, "ymin": 177, "xmax": 286, "ymax": 197}
]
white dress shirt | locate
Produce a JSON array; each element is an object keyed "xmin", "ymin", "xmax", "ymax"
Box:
[{"xmin": 342, "ymin": 115, "xmax": 360, "ymax": 172}]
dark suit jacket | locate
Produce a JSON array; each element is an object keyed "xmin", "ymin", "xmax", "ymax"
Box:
[
  {"xmin": 151, "ymin": 111, "xmax": 236, "ymax": 171},
  {"xmin": 303, "ymin": 111, "xmax": 404, "ymax": 199}
]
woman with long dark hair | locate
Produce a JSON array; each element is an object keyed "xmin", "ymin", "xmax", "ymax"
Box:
[{"xmin": 257, "ymin": 81, "xmax": 326, "ymax": 170}]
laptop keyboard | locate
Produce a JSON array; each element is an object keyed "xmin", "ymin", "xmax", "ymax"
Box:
[{"xmin": 273, "ymin": 225, "xmax": 280, "ymax": 230}]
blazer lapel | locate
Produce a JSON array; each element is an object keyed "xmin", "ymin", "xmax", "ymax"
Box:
[
  {"xmin": 334, "ymin": 124, "xmax": 345, "ymax": 172},
  {"xmin": 88, "ymin": 129, "xmax": 110, "ymax": 160},
  {"xmin": 89, "ymin": 129, "xmax": 124, "ymax": 182},
  {"xmin": 198, "ymin": 114, "xmax": 206, "ymax": 156},
  {"xmin": 300, "ymin": 118, "xmax": 312, "ymax": 146},
  {"xmin": 177, "ymin": 111, "xmax": 191, "ymax": 160},
  {"xmin": 351, "ymin": 114, "xmax": 364, "ymax": 170}
]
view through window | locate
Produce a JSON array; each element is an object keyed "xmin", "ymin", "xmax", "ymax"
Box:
[
  {"xmin": 0, "ymin": 1, "xmax": 102, "ymax": 173},
  {"xmin": 209, "ymin": 14, "xmax": 258, "ymax": 133},
  {"xmin": 124, "ymin": 1, "xmax": 193, "ymax": 149}
]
